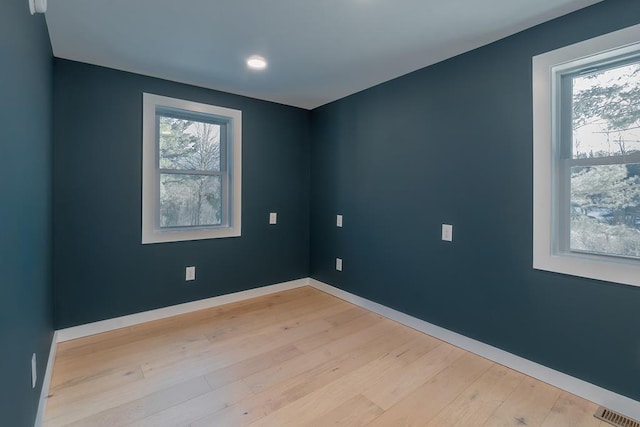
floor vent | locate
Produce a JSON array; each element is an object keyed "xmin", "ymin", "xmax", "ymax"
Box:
[{"xmin": 594, "ymin": 406, "xmax": 640, "ymax": 427}]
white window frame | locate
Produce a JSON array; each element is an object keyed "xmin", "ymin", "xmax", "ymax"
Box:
[
  {"xmin": 533, "ymin": 23, "xmax": 640, "ymax": 287},
  {"xmin": 142, "ymin": 93, "xmax": 242, "ymax": 244}
]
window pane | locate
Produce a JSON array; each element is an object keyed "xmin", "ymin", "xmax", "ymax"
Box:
[
  {"xmin": 159, "ymin": 116, "xmax": 221, "ymax": 171},
  {"xmin": 159, "ymin": 174, "xmax": 222, "ymax": 228},
  {"xmin": 572, "ymin": 61, "xmax": 640, "ymax": 159},
  {"xmin": 570, "ymin": 164, "xmax": 640, "ymax": 258}
]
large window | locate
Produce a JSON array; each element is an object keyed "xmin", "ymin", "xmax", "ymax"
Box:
[
  {"xmin": 533, "ymin": 24, "xmax": 640, "ymax": 287},
  {"xmin": 142, "ymin": 94, "xmax": 242, "ymax": 244}
]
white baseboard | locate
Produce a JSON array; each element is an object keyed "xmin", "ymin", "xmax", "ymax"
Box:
[
  {"xmin": 56, "ymin": 278, "xmax": 309, "ymax": 342},
  {"xmin": 34, "ymin": 331, "xmax": 58, "ymax": 427},
  {"xmin": 308, "ymin": 279, "xmax": 640, "ymax": 422}
]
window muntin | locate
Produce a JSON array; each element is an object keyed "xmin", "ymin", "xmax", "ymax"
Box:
[
  {"xmin": 142, "ymin": 94, "xmax": 241, "ymax": 244},
  {"xmin": 532, "ymin": 23, "xmax": 640, "ymax": 288}
]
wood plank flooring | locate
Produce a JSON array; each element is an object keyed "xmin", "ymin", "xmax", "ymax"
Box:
[{"xmin": 44, "ymin": 286, "xmax": 608, "ymax": 426}]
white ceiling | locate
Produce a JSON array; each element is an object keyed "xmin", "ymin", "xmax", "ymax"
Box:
[{"xmin": 45, "ymin": 0, "xmax": 602, "ymax": 110}]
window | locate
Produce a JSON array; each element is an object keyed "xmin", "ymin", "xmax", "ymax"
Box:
[
  {"xmin": 142, "ymin": 94, "xmax": 241, "ymax": 244},
  {"xmin": 533, "ymin": 23, "xmax": 640, "ymax": 287}
]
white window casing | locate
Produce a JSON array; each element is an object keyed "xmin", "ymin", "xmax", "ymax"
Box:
[
  {"xmin": 533, "ymin": 23, "xmax": 640, "ymax": 287},
  {"xmin": 142, "ymin": 93, "xmax": 242, "ymax": 244}
]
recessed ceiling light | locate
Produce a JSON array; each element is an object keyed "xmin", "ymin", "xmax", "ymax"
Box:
[{"xmin": 247, "ymin": 55, "xmax": 267, "ymax": 70}]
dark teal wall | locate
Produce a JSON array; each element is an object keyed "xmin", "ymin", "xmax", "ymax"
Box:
[
  {"xmin": 310, "ymin": 0, "xmax": 640, "ymax": 401},
  {"xmin": 53, "ymin": 60, "xmax": 310, "ymax": 328},
  {"xmin": 0, "ymin": 1, "xmax": 53, "ymax": 426}
]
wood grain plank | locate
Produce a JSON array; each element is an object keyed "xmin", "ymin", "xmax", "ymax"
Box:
[
  {"xmin": 190, "ymin": 322, "xmax": 415, "ymax": 426},
  {"xmin": 363, "ymin": 342, "xmax": 466, "ymax": 410},
  {"xmin": 247, "ymin": 331, "xmax": 445, "ymax": 427},
  {"xmin": 540, "ymin": 391, "xmax": 603, "ymax": 427},
  {"xmin": 128, "ymin": 379, "xmax": 252, "ymax": 427},
  {"xmin": 241, "ymin": 316, "xmax": 394, "ymax": 393},
  {"xmin": 481, "ymin": 375, "xmax": 562, "ymax": 427},
  {"xmin": 365, "ymin": 352, "xmax": 494, "ymax": 427},
  {"xmin": 56, "ymin": 286, "xmax": 316, "ymax": 357},
  {"xmin": 424, "ymin": 363, "xmax": 524, "ymax": 427},
  {"xmin": 304, "ymin": 394, "xmax": 384, "ymax": 427},
  {"xmin": 203, "ymin": 343, "xmax": 303, "ymax": 390},
  {"xmin": 55, "ymin": 376, "xmax": 211, "ymax": 427}
]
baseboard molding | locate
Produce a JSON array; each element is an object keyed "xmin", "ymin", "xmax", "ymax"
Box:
[
  {"xmin": 34, "ymin": 331, "xmax": 58, "ymax": 427},
  {"xmin": 308, "ymin": 278, "xmax": 640, "ymax": 422},
  {"xmin": 56, "ymin": 278, "xmax": 309, "ymax": 342}
]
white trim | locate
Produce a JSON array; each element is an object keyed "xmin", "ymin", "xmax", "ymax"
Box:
[
  {"xmin": 532, "ymin": 23, "xmax": 640, "ymax": 288},
  {"xmin": 56, "ymin": 279, "xmax": 308, "ymax": 342},
  {"xmin": 141, "ymin": 93, "xmax": 242, "ymax": 244},
  {"xmin": 308, "ymin": 279, "xmax": 640, "ymax": 422},
  {"xmin": 34, "ymin": 331, "xmax": 57, "ymax": 427}
]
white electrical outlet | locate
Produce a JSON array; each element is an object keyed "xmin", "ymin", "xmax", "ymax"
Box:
[
  {"xmin": 442, "ymin": 224, "xmax": 453, "ymax": 242},
  {"xmin": 336, "ymin": 258, "xmax": 343, "ymax": 271},
  {"xmin": 185, "ymin": 266, "xmax": 196, "ymax": 281},
  {"xmin": 336, "ymin": 214, "xmax": 343, "ymax": 227},
  {"xmin": 269, "ymin": 212, "xmax": 277, "ymax": 224},
  {"xmin": 31, "ymin": 353, "xmax": 37, "ymax": 388}
]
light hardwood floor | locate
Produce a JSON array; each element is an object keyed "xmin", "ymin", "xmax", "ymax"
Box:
[{"xmin": 44, "ymin": 286, "xmax": 609, "ymax": 426}]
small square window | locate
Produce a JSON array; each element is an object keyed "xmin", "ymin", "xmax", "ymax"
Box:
[{"xmin": 142, "ymin": 94, "xmax": 242, "ymax": 244}]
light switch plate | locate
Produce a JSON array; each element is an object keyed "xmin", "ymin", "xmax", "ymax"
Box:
[
  {"xmin": 31, "ymin": 353, "xmax": 37, "ymax": 388},
  {"xmin": 269, "ymin": 212, "xmax": 277, "ymax": 224},
  {"xmin": 336, "ymin": 214, "xmax": 343, "ymax": 227},
  {"xmin": 336, "ymin": 258, "xmax": 343, "ymax": 271},
  {"xmin": 185, "ymin": 266, "xmax": 196, "ymax": 281},
  {"xmin": 442, "ymin": 224, "xmax": 453, "ymax": 242}
]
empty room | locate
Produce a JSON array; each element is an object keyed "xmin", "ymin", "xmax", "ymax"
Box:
[{"xmin": 2, "ymin": 0, "xmax": 640, "ymax": 426}]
